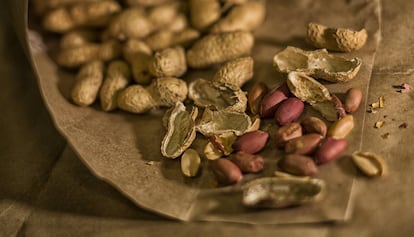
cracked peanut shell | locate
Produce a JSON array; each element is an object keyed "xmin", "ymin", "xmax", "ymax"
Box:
[
  {"xmin": 273, "ymin": 46, "xmax": 361, "ymax": 82},
  {"xmin": 307, "ymin": 22, "xmax": 368, "ymax": 52},
  {"xmin": 161, "ymin": 102, "xmax": 198, "ymax": 158}
]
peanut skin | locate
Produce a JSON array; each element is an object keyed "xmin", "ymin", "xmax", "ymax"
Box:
[
  {"xmin": 210, "ymin": 158, "xmax": 242, "ymax": 185},
  {"xmin": 248, "ymin": 82, "xmax": 268, "ymax": 115},
  {"xmin": 344, "ymin": 88, "xmax": 363, "ymax": 113},
  {"xmin": 285, "ymin": 133, "xmax": 323, "ymax": 155},
  {"xmin": 259, "ymin": 83, "xmax": 290, "ymax": 118},
  {"xmin": 331, "ymin": 94, "xmax": 346, "ymax": 118},
  {"xmin": 230, "ymin": 151, "xmax": 264, "ymax": 173},
  {"xmin": 274, "ymin": 97, "xmax": 304, "ymax": 126},
  {"xmin": 315, "ymin": 137, "xmax": 347, "ymax": 165},
  {"xmin": 279, "ymin": 154, "xmax": 318, "ymax": 176},
  {"xmin": 301, "ymin": 116, "xmax": 327, "ymax": 137},
  {"xmin": 274, "ymin": 122, "xmax": 302, "ymax": 148},
  {"xmin": 232, "ymin": 130, "xmax": 269, "ymax": 154}
]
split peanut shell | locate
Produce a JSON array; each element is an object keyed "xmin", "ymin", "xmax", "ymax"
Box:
[
  {"xmin": 273, "ymin": 46, "xmax": 362, "ymax": 82},
  {"xmin": 161, "ymin": 102, "xmax": 198, "ymax": 159},
  {"xmin": 196, "ymin": 109, "xmax": 252, "ymax": 137},
  {"xmin": 242, "ymin": 177, "xmax": 325, "ymax": 208}
]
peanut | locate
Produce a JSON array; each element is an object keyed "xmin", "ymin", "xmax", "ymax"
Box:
[
  {"xmin": 307, "ymin": 22, "xmax": 368, "ymax": 52},
  {"xmin": 315, "ymin": 137, "xmax": 347, "ymax": 165},
  {"xmin": 274, "ymin": 122, "xmax": 303, "ymax": 148},
  {"xmin": 301, "ymin": 116, "xmax": 327, "ymax": 137},
  {"xmin": 42, "ymin": 0, "xmax": 121, "ymax": 33},
  {"xmin": 123, "ymin": 39, "xmax": 153, "ymax": 85},
  {"xmin": 57, "ymin": 40, "xmax": 121, "ymax": 68},
  {"xmin": 328, "ymin": 115, "xmax": 354, "ymax": 139},
  {"xmin": 186, "ymin": 31, "xmax": 254, "ymax": 68},
  {"xmin": 285, "ymin": 133, "xmax": 323, "ymax": 155},
  {"xmin": 212, "ymin": 56, "xmax": 254, "ymax": 88},
  {"xmin": 352, "ymin": 151, "xmax": 387, "ymax": 177},
  {"xmin": 210, "ymin": 133, "xmax": 237, "ymax": 156},
  {"xmin": 189, "ymin": 0, "xmax": 221, "ymax": 31},
  {"xmin": 105, "ymin": 8, "xmax": 153, "ymax": 40},
  {"xmin": 331, "ymin": 94, "xmax": 346, "ymax": 118},
  {"xmin": 230, "ymin": 151, "xmax": 264, "ymax": 173},
  {"xmin": 211, "ymin": 0, "xmax": 266, "ymax": 33},
  {"xmin": 210, "ymin": 158, "xmax": 242, "ymax": 185},
  {"xmin": 145, "ymin": 28, "xmax": 200, "ymax": 51},
  {"xmin": 181, "ymin": 148, "xmax": 201, "ymax": 177},
  {"xmin": 60, "ymin": 29, "xmax": 98, "ymax": 49},
  {"xmin": 99, "ymin": 60, "xmax": 131, "ymax": 112},
  {"xmin": 344, "ymin": 88, "xmax": 363, "ymax": 113},
  {"xmin": 279, "ymin": 154, "xmax": 318, "ymax": 176},
  {"xmin": 248, "ymin": 82, "xmax": 268, "ymax": 115},
  {"xmin": 259, "ymin": 83, "xmax": 290, "ymax": 118},
  {"xmin": 274, "ymin": 97, "xmax": 304, "ymax": 126},
  {"xmin": 148, "ymin": 46, "xmax": 187, "ymax": 78},
  {"xmin": 71, "ymin": 61, "xmax": 104, "ymax": 107},
  {"xmin": 117, "ymin": 77, "xmax": 187, "ymax": 113},
  {"xmin": 232, "ymin": 130, "xmax": 269, "ymax": 154},
  {"xmin": 147, "ymin": 2, "xmax": 180, "ymax": 29},
  {"xmin": 126, "ymin": 0, "xmax": 174, "ymax": 7}
]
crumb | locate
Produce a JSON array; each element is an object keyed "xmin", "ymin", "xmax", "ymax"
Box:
[
  {"xmin": 146, "ymin": 161, "xmax": 155, "ymax": 165},
  {"xmin": 381, "ymin": 133, "xmax": 390, "ymax": 139},
  {"xmin": 379, "ymin": 96, "xmax": 385, "ymax": 108},
  {"xmin": 400, "ymin": 83, "xmax": 412, "ymax": 93},
  {"xmin": 375, "ymin": 121, "xmax": 384, "ymax": 128},
  {"xmin": 399, "ymin": 122, "xmax": 408, "ymax": 129},
  {"xmin": 383, "ymin": 115, "xmax": 388, "ymax": 118}
]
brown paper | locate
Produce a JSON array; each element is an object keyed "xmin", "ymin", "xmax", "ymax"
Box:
[{"xmin": 13, "ymin": 0, "xmax": 380, "ymax": 223}]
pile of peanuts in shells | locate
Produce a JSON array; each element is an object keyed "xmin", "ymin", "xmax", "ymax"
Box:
[{"xmin": 34, "ymin": 0, "xmax": 387, "ymax": 208}]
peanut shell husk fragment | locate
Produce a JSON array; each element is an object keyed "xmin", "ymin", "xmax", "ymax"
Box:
[
  {"xmin": 161, "ymin": 102, "xmax": 198, "ymax": 159},
  {"xmin": 242, "ymin": 177, "xmax": 325, "ymax": 208},
  {"xmin": 273, "ymin": 46, "xmax": 361, "ymax": 82}
]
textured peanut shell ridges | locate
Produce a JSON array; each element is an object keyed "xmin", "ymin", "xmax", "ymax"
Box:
[{"xmin": 307, "ymin": 22, "xmax": 368, "ymax": 52}]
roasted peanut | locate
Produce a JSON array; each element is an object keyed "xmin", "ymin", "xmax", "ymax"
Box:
[
  {"xmin": 211, "ymin": 0, "xmax": 266, "ymax": 33},
  {"xmin": 210, "ymin": 158, "xmax": 242, "ymax": 185},
  {"xmin": 232, "ymin": 130, "xmax": 269, "ymax": 154},
  {"xmin": 279, "ymin": 154, "xmax": 318, "ymax": 176},
  {"xmin": 352, "ymin": 151, "xmax": 387, "ymax": 177},
  {"xmin": 189, "ymin": 0, "xmax": 221, "ymax": 31},
  {"xmin": 147, "ymin": 2, "xmax": 180, "ymax": 29},
  {"xmin": 99, "ymin": 60, "xmax": 131, "ymax": 111},
  {"xmin": 145, "ymin": 28, "xmax": 200, "ymax": 51},
  {"xmin": 212, "ymin": 57, "xmax": 254, "ymax": 88},
  {"xmin": 315, "ymin": 137, "xmax": 347, "ymax": 165},
  {"xmin": 42, "ymin": 0, "xmax": 121, "ymax": 33},
  {"xmin": 126, "ymin": 0, "xmax": 173, "ymax": 7},
  {"xmin": 117, "ymin": 77, "xmax": 187, "ymax": 113},
  {"xmin": 181, "ymin": 148, "xmax": 201, "ymax": 177},
  {"xmin": 248, "ymin": 82, "xmax": 268, "ymax": 115},
  {"xmin": 344, "ymin": 88, "xmax": 363, "ymax": 113},
  {"xmin": 259, "ymin": 83, "xmax": 289, "ymax": 118},
  {"xmin": 123, "ymin": 39, "xmax": 153, "ymax": 85},
  {"xmin": 328, "ymin": 115, "xmax": 354, "ymax": 139},
  {"xmin": 60, "ymin": 29, "xmax": 98, "ymax": 49},
  {"xmin": 210, "ymin": 133, "xmax": 237, "ymax": 156},
  {"xmin": 331, "ymin": 94, "xmax": 346, "ymax": 118},
  {"xmin": 301, "ymin": 116, "xmax": 327, "ymax": 137},
  {"xmin": 230, "ymin": 151, "xmax": 264, "ymax": 173},
  {"xmin": 57, "ymin": 40, "xmax": 121, "ymax": 68},
  {"xmin": 274, "ymin": 97, "xmax": 304, "ymax": 126},
  {"xmin": 274, "ymin": 122, "xmax": 302, "ymax": 148},
  {"xmin": 285, "ymin": 133, "xmax": 323, "ymax": 155},
  {"xmin": 148, "ymin": 46, "xmax": 187, "ymax": 78},
  {"xmin": 186, "ymin": 31, "xmax": 254, "ymax": 68},
  {"xmin": 71, "ymin": 61, "xmax": 104, "ymax": 107},
  {"xmin": 105, "ymin": 8, "xmax": 153, "ymax": 40}
]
